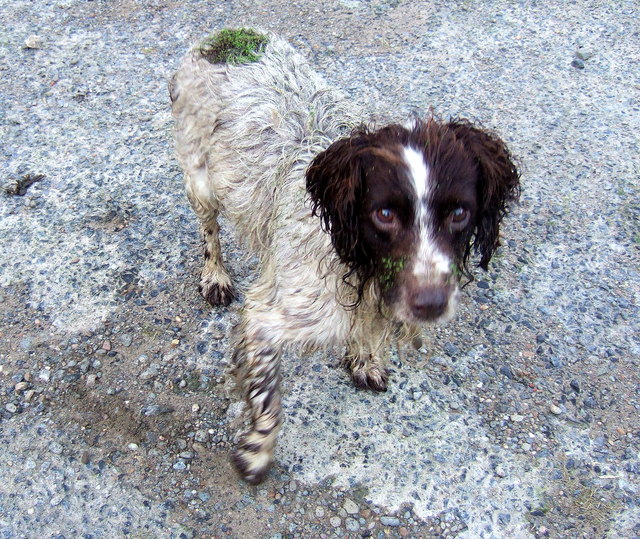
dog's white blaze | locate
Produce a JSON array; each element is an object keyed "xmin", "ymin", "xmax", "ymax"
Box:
[
  {"xmin": 403, "ymin": 146, "xmax": 452, "ymax": 279},
  {"xmin": 404, "ymin": 146, "xmax": 429, "ymax": 203}
]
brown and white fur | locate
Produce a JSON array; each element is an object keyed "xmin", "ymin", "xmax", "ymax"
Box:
[{"xmin": 170, "ymin": 33, "xmax": 520, "ymax": 484}]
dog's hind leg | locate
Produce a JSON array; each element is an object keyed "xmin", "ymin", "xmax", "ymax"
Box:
[
  {"xmin": 185, "ymin": 164, "xmax": 235, "ymax": 306},
  {"xmin": 230, "ymin": 325, "xmax": 283, "ymax": 484}
]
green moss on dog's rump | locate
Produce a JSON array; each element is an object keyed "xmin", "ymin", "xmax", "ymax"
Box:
[{"xmin": 198, "ymin": 28, "xmax": 268, "ymax": 64}]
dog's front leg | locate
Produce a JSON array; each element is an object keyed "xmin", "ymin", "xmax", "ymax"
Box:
[
  {"xmin": 231, "ymin": 335, "xmax": 283, "ymax": 484},
  {"xmin": 344, "ymin": 350, "xmax": 389, "ymax": 392}
]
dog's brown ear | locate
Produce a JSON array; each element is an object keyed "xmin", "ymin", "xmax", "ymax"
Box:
[
  {"xmin": 447, "ymin": 120, "xmax": 520, "ymax": 269},
  {"xmin": 306, "ymin": 134, "xmax": 367, "ymax": 268}
]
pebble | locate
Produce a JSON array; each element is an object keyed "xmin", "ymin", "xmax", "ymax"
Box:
[
  {"xmin": 571, "ymin": 58, "xmax": 585, "ymax": 69},
  {"xmin": 128, "ymin": 443, "xmax": 139, "ymax": 450},
  {"xmin": 380, "ymin": 516, "xmax": 401, "ymax": 526},
  {"xmin": 315, "ymin": 506, "xmax": 325, "ymax": 518},
  {"xmin": 24, "ymin": 34, "xmax": 42, "ymax": 49},
  {"xmin": 345, "ymin": 517, "xmax": 360, "ymax": 531},
  {"xmin": 14, "ymin": 381, "xmax": 29, "ymax": 393},
  {"xmin": 343, "ymin": 498, "xmax": 359, "ymax": 514},
  {"xmin": 50, "ymin": 494, "xmax": 65, "ymax": 507},
  {"xmin": 329, "ymin": 516, "xmax": 341, "ymax": 528},
  {"xmin": 549, "ymin": 403, "xmax": 562, "ymax": 416},
  {"xmin": 5, "ymin": 403, "xmax": 18, "ymax": 414},
  {"xmin": 576, "ymin": 46, "xmax": 594, "ymax": 61},
  {"xmin": 140, "ymin": 364, "xmax": 160, "ymax": 380},
  {"xmin": 144, "ymin": 404, "xmax": 175, "ymax": 416},
  {"xmin": 173, "ymin": 460, "xmax": 187, "ymax": 471},
  {"xmin": 49, "ymin": 441, "xmax": 63, "ymax": 455},
  {"xmin": 194, "ymin": 429, "xmax": 208, "ymax": 443}
]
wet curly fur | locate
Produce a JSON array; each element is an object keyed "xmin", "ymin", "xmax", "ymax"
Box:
[{"xmin": 170, "ymin": 32, "xmax": 519, "ymax": 484}]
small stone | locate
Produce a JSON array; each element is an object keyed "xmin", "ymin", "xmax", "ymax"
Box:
[
  {"xmin": 24, "ymin": 390, "xmax": 36, "ymax": 402},
  {"xmin": 50, "ymin": 494, "xmax": 64, "ymax": 507},
  {"xmin": 495, "ymin": 466, "xmax": 507, "ymax": 478},
  {"xmin": 14, "ymin": 381, "xmax": 29, "ymax": 393},
  {"xmin": 142, "ymin": 404, "xmax": 174, "ymax": 416},
  {"xmin": 119, "ymin": 334, "xmax": 133, "ymax": 347},
  {"xmin": 5, "ymin": 403, "xmax": 18, "ymax": 414},
  {"xmin": 128, "ymin": 443, "xmax": 139, "ymax": 451},
  {"xmin": 576, "ymin": 47, "xmax": 594, "ymax": 61},
  {"xmin": 101, "ymin": 341, "xmax": 111, "ymax": 351},
  {"xmin": 49, "ymin": 441, "xmax": 63, "ymax": 455},
  {"xmin": 192, "ymin": 403, "xmax": 200, "ymax": 413},
  {"xmin": 510, "ymin": 414, "xmax": 525, "ymax": 422},
  {"xmin": 570, "ymin": 379, "xmax": 581, "ymax": 393},
  {"xmin": 381, "ymin": 516, "xmax": 401, "ymax": 526},
  {"xmin": 86, "ymin": 374, "xmax": 97, "ymax": 387},
  {"xmin": 443, "ymin": 342, "xmax": 458, "ymax": 356},
  {"xmin": 171, "ymin": 339, "xmax": 180, "ymax": 347},
  {"xmin": 343, "ymin": 498, "xmax": 359, "ymax": 514},
  {"xmin": 81, "ymin": 451, "xmax": 90, "ymax": 465},
  {"xmin": 329, "ymin": 516, "xmax": 341, "ymax": 528},
  {"xmin": 549, "ymin": 404, "xmax": 562, "ymax": 415},
  {"xmin": 315, "ymin": 506, "xmax": 325, "ymax": 518},
  {"xmin": 24, "ymin": 35, "xmax": 42, "ymax": 49},
  {"xmin": 571, "ymin": 58, "xmax": 585, "ymax": 69},
  {"xmin": 194, "ymin": 429, "xmax": 208, "ymax": 443},
  {"xmin": 173, "ymin": 460, "xmax": 187, "ymax": 471},
  {"xmin": 140, "ymin": 364, "xmax": 160, "ymax": 380},
  {"xmin": 345, "ymin": 517, "xmax": 360, "ymax": 532}
]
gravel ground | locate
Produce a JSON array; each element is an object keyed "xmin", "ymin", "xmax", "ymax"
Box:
[{"xmin": 1, "ymin": 0, "xmax": 639, "ymax": 537}]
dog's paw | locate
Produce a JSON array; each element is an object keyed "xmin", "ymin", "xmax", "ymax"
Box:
[
  {"xmin": 199, "ymin": 278, "xmax": 235, "ymax": 306},
  {"xmin": 231, "ymin": 436, "xmax": 273, "ymax": 485},
  {"xmin": 350, "ymin": 365, "xmax": 388, "ymax": 392}
]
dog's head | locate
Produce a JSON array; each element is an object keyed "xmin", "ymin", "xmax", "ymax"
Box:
[{"xmin": 306, "ymin": 117, "xmax": 520, "ymax": 324}]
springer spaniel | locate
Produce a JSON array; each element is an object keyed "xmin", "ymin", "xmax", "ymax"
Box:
[{"xmin": 170, "ymin": 31, "xmax": 520, "ymax": 484}]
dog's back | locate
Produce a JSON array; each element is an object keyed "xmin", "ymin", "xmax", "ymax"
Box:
[{"xmin": 170, "ymin": 34, "xmax": 356, "ymax": 253}]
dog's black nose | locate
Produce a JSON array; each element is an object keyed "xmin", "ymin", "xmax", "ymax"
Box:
[{"xmin": 411, "ymin": 286, "xmax": 448, "ymax": 320}]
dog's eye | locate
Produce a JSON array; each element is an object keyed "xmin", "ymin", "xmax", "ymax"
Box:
[
  {"xmin": 373, "ymin": 208, "xmax": 396, "ymax": 226},
  {"xmin": 448, "ymin": 207, "xmax": 470, "ymax": 229}
]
